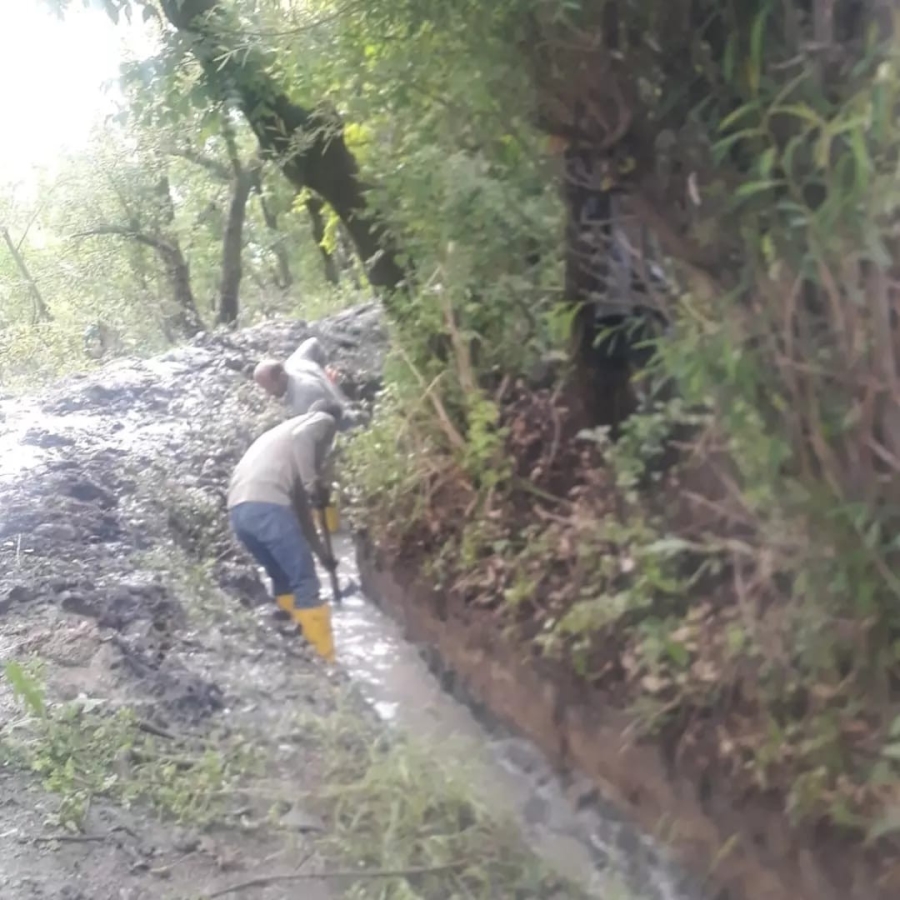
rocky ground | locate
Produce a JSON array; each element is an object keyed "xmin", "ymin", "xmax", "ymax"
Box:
[{"xmin": 0, "ymin": 304, "xmax": 577, "ymax": 900}]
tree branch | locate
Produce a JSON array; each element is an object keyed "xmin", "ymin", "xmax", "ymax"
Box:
[
  {"xmin": 168, "ymin": 146, "xmax": 231, "ymax": 181},
  {"xmin": 71, "ymin": 225, "xmax": 173, "ymax": 256},
  {"xmin": 158, "ymin": 0, "xmax": 408, "ymax": 294}
]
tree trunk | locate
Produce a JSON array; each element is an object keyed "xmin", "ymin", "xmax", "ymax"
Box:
[
  {"xmin": 2, "ymin": 226, "xmax": 52, "ymax": 323},
  {"xmin": 562, "ymin": 147, "xmax": 635, "ymax": 428},
  {"xmin": 306, "ymin": 196, "xmax": 340, "ymax": 286},
  {"xmin": 218, "ymin": 163, "xmax": 257, "ymax": 325},
  {"xmin": 252, "ymin": 176, "xmax": 293, "ymax": 290},
  {"xmin": 76, "ymin": 226, "xmax": 203, "ymax": 341},
  {"xmin": 154, "ymin": 175, "xmax": 204, "ymax": 338},
  {"xmin": 160, "ymin": 243, "xmax": 203, "ymax": 339},
  {"xmin": 159, "ymin": 0, "xmax": 407, "ymax": 298},
  {"xmin": 336, "ymin": 225, "xmax": 362, "ymax": 289}
]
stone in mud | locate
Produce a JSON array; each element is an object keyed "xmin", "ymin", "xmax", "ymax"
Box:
[
  {"xmin": 566, "ymin": 775, "xmax": 600, "ymax": 810},
  {"xmin": 166, "ymin": 676, "xmax": 225, "ymax": 721},
  {"xmin": 212, "ymin": 562, "xmax": 270, "ymax": 609},
  {"xmin": 50, "ymin": 578, "xmax": 95, "ymax": 594},
  {"xmin": 101, "ymin": 585, "xmax": 181, "ymax": 632},
  {"xmin": 280, "ymin": 806, "xmax": 326, "ymax": 833},
  {"xmin": 62, "ymin": 479, "xmax": 118, "ymax": 509},
  {"xmin": 0, "ymin": 505, "xmax": 47, "ymax": 540},
  {"xmin": 6, "ymin": 585, "xmax": 35, "ymax": 605},
  {"xmin": 495, "ymin": 737, "xmax": 552, "ymax": 778},
  {"xmin": 57, "ymin": 888, "xmax": 87, "ymax": 900},
  {"xmin": 60, "ymin": 591, "xmax": 97, "ymax": 617},
  {"xmin": 115, "ymin": 637, "xmax": 225, "ymax": 724},
  {"xmin": 171, "ymin": 829, "xmax": 201, "ymax": 854},
  {"xmin": 33, "ymin": 522, "xmax": 82, "ymax": 543},
  {"xmin": 46, "ymin": 459, "xmax": 81, "ymax": 472},
  {"xmin": 21, "ymin": 429, "xmax": 75, "ymax": 448},
  {"xmin": 523, "ymin": 793, "xmax": 551, "ymax": 826}
]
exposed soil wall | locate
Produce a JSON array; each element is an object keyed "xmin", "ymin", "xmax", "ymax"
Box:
[{"xmin": 355, "ymin": 533, "xmax": 891, "ymax": 900}]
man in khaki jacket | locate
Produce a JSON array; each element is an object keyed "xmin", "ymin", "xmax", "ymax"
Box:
[{"xmin": 227, "ymin": 400, "xmax": 340, "ymax": 661}]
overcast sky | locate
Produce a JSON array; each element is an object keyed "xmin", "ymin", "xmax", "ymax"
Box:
[{"xmin": 0, "ymin": 3, "xmax": 156, "ymax": 184}]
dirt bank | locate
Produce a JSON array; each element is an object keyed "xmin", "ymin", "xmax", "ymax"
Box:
[
  {"xmin": 0, "ymin": 305, "xmax": 576, "ymax": 900},
  {"xmin": 354, "ymin": 519, "xmax": 891, "ymax": 900},
  {"xmin": 358, "ymin": 370, "xmax": 900, "ymax": 900}
]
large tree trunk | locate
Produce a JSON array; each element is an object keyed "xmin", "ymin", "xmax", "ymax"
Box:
[
  {"xmin": 217, "ymin": 164, "xmax": 256, "ymax": 325},
  {"xmin": 159, "ymin": 0, "xmax": 407, "ymax": 298},
  {"xmin": 305, "ymin": 196, "xmax": 340, "ymax": 286}
]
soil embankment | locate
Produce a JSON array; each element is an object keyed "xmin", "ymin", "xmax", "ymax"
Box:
[
  {"xmin": 0, "ymin": 307, "xmax": 387, "ymax": 900},
  {"xmin": 355, "ymin": 523, "xmax": 891, "ymax": 900}
]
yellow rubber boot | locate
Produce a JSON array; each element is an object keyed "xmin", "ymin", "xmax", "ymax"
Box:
[
  {"xmin": 293, "ymin": 604, "xmax": 335, "ymax": 663},
  {"xmin": 323, "ymin": 503, "xmax": 340, "ymax": 534},
  {"xmin": 313, "ymin": 505, "xmax": 340, "ymax": 534},
  {"xmin": 275, "ymin": 594, "xmax": 295, "ymax": 615}
]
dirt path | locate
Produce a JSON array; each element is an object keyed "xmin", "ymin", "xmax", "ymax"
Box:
[{"xmin": 0, "ymin": 305, "xmax": 579, "ymax": 900}]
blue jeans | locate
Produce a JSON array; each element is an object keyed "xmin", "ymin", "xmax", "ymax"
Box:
[{"xmin": 229, "ymin": 502, "xmax": 321, "ymax": 609}]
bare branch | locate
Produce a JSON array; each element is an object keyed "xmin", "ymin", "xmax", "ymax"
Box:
[
  {"xmin": 70, "ymin": 225, "xmax": 173, "ymax": 256},
  {"xmin": 168, "ymin": 146, "xmax": 231, "ymax": 181}
]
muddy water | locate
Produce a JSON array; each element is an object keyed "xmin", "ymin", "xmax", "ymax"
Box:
[{"xmin": 326, "ymin": 534, "xmax": 698, "ymax": 900}]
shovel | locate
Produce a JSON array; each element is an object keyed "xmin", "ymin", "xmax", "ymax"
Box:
[{"xmin": 318, "ymin": 511, "xmax": 343, "ymax": 607}]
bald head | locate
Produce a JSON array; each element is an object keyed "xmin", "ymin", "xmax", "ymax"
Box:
[{"xmin": 254, "ymin": 359, "xmax": 289, "ymax": 398}]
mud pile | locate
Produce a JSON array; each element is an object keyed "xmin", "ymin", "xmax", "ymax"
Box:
[{"xmin": 0, "ymin": 305, "xmax": 389, "ymax": 900}]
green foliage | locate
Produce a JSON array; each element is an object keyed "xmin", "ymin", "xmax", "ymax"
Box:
[
  {"xmin": 3, "ymin": 664, "xmax": 257, "ymax": 831},
  {"xmin": 4, "ymin": 659, "xmax": 46, "ymax": 718},
  {"xmin": 295, "ymin": 706, "xmax": 588, "ymax": 900}
]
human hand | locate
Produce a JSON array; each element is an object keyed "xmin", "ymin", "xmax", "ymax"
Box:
[{"xmin": 310, "ymin": 481, "xmax": 330, "ymax": 510}]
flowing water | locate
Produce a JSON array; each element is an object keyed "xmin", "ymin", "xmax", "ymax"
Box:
[
  {"xmin": 319, "ymin": 534, "xmax": 699, "ymax": 900},
  {"xmin": 0, "ymin": 351, "xmax": 702, "ymax": 900}
]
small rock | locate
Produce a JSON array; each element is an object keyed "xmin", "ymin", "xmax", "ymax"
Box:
[
  {"xmin": 171, "ymin": 829, "xmax": 200, "ymax": 854},
  {"xmin": 63, "ymin": 479, "xmax": 117, "ymax": 509},
  {"xmin": 523, "ymin": 794, "xmax": 549, "ymax": 825},
  {"xmin": 33, "ymin": 522, "xmax": 80, "ymax": 542},
  {"xmin": 567, "ymin": 776, "xmax": 599, "ymax": 810},
  {"xmin": 280, "ymin": 806, "xmax": 326, "ymax": 833},
  {"xmin": 8, "ymin": 585, "xmax": 35, "ymax": 604},
  {"xmin": 494, "ymin": 738, "xmax": 546, "ymax": 776},
  {"xmin": 57, "ymin": 887, "xmax": 86, "ymax": 900},
  {"xmin": 61, "ymin": 593, "xmax": 96, "ymax": 617}
]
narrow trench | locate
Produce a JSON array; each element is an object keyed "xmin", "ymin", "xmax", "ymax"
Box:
[{"xmin": 317, "ymin": 532, "xmax": 702, "ymax": 900}]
